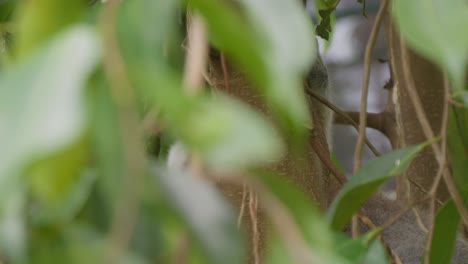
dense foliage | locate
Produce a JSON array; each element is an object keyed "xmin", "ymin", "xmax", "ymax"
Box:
[{"xmin": 0, "ymin": 0, "xmax": 466, "ymax": 263}]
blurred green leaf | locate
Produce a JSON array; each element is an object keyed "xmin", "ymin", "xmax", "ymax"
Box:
[
  {"xmin": 447, "ymin": 107, "xmax": 468, "ymax": 192},
  {"xmin": 327, "ymin": 142, "xmax": 430, "ymax": 230},
  {"xmin": 0, "ymin": 189, "xmax": 26, "ymax": 262},
  {"xmin": 362, "ymin": 238, "xmax": 388, "ymax": 264},
  {"xmin": 335, "ymin": 231, "xmax": 388, "ymax": 264},
  {"xmin": 117, "ymin": 0, "xmax": 180, "ymax": 67},
  {"xmin": 255, "ymin": 170, "xmax": 347, "ymax": 263},
  {"xmin": 152, "ymin": 163, "xmax": 246, "ymax": 264},
  {"xmin": 0, "ymin": 0, "xmax": 15, "ymax": 22},
  {"xmin": 88, "ymin": 71, "xmax": 123, "ymax": 217},
  {"xmin": 27, "ymin": 139, "xmax": 88, "ymax": 205},
  {"xmin": 136, "ymin": 66, "xmax": 284, "ymax": 171},
  {"xmin": 15, "ymin": 0, "xmax": 84, "ymax": 56},
  {"xmin": 192, "ymin": 0, "xmax": 314, "ymax": 142},
  {"xmin": 427, "ymin": 200, "xmax": 460, "ymax": 264},
  {"xmin": 28, "ymin": 224, "xmax": 146, "ymax": 264},
  {"xmin": 0, "ymin": 25, "xmax": 100, "ymax": 202},
  {"xmin": 31, "ymin": 169, "xmax": 97, "ymax": 225},
  {"xmin": 392, "ymin": 0, "xmax": 468, "ymax": 90}
]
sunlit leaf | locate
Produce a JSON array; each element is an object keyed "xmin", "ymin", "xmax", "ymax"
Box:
[
  {"xmin": 152, "ymin": 164, "xmax": 246, "ymax": 264},
  {"xmin": 392, "ymin": 0, "xmax": 468, "ymax": 90},
  {"xmin": 31, "ymin": 169, "xmax": 97, "ymax": 225},
  {"xmin": 15, "ymin": 0, "xmax": 84, "ymax": 56},
  {"xmin": 327, "ymin": 142, "xmax": 430, "ymax": 230},
  {"xmin": 27, "ymin": 139, "xmax": 88, "ymax": 205}
]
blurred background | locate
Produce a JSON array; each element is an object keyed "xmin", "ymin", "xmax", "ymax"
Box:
[{"xmin": 309, "ymin": 0, "xmax": 392, "ymax": 177}]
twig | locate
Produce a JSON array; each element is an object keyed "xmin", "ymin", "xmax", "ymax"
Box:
[
  {"xmin": 334, "ymin": 111, "xmax": 384, "ymax": 135},
  {"xmin": 407, "ymin": 178, "xmax": 444, "ymax": 206},
  {"xmin": 399, "ymin": 38, "xmax": 468, "ymax": 227},
  {"xmin": 172, "ymin": 234, "xmax": 189, "ymax": 264},
  {"xmin": 249, "ymin": 191, "xmax": 260, "ymax": 264},
  {"xmin": 354, "ymin": 0, "xmax": 388, "ymax": 172},
  {"xmin": 184, "ymin": 13, "xmax": 208, "ymax": 176},
  {"xmin": 183, "ymin": 13, "xmax": 208, "ymax": 94},
  {"xmin": 99, "ymin": 1, "xmax": 146, "ymax": 263},
  {"xmin": 448, "ymin": 98, "xmax": 466, "ymax": 108},
  {"xmin": 423, "ymin": 73, "xmax": 450, "ymax": 264},
  {"xmin": 309, "ymin": 132, "xmax": 347, "ymax": 185},
  {"xmin": 220, "ymin": 52, "xmax": 230, "ymax": 92},
  {"xmin": 380, "ymin": 196, "xmax": 430, "ymax": 232},
  {"xmin": 306, "ymin": 88, "xmax": 381, "ymax": 156},
  {"xmin": 249, "ymin": 179, "xmax": 319, "ymax": 264},
  {"xmin": 237, "ymin": 182, "xmax": 248, "ymax": 228}
]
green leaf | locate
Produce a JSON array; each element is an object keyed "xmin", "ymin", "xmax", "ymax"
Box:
[
  {"xmin": 254, "ymin": 170, "xmax": 347, "ymax": 263},
  {"xmin": 27, "ymin": 139, "xmax": 88, "ymax": 205},
  {"xmin": 0, "ymin": 0, "xmax": 16, "ymax": 22},
  {"xmin": 31, "ymin": 169, "xmax": 97, "ymax": 225},
  {"xmin": 362, "ymin": 238, "xmax": 388, "ymax": 264},
  {"xmin": 135, "ymin": 66, "xmax": 284, "ymax": 171},
  {"xmin": 327, "ymin": 142, "xmax": 431, "ymax": 230},
  {"xmin": 117, "ymin": 0, "xmax": 180, "ymax": 67},
  {"xmin": 152, "ymin": 164, "xmax": 246, "ymax": 264},
  {"xmin": 0, "ymin": 189, "xmax": 26, "ymax": 262},
  {"xmin": 0, "ymin": 25, "xmax": 100, "ymax": 201},
  {"xmin": 447, "ymin": 107, "xmax": 468, "ymax": 192},
  {"xmin": 427, "ymin": 200, "xmax": 460, "ymax": 264},
  {"xmin": 88, "ymin": 72, "xmax": 123, "ymax": 215},
  {"xmin": 314, "ymin": 0, "xmax": 337, "ymax": 41},
  {"xmin": 192, "ymin": 0, "xmax": 314, "ymax": 142},
  {"xmin": 15, "ymin": 0, "xmax": 84, "ymax": 56},
  {"xmin": 335, "ymin": 231, "xmax": 388, "ymax": 264},
  {"xmin": 316, "ymin": 8, "xmax": 334, "ymax": 40},
  {"xmin": 392, "ymin": 0, "xmax": 468, "ymax": 90}
]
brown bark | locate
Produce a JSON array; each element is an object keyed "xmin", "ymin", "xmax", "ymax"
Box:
[
  {"xmin": 383, "ymin": 9, "xmax": 449, "ymax": 204},
  {"xmin": 207, "ymin": 52, "xmax": 335, "ymax": 262}
]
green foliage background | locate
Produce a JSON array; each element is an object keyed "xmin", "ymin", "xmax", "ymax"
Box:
[{"xmin": 0, "ymin": 0, "xmax": 466, "ymax": 263}]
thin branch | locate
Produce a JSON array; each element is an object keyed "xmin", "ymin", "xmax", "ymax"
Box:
[
  {"xmin": 334, "ymin": 111, "xmax": 384, "ymax": 135},
  {"xmin": 354, "ymin": 0, "xmax": 389, "ymax": 172},
  {"xmin": 309, "ymin": 129, "xmax": 347, "ymax": 185},
  {"xmin": 172, "ymin": 234, "xmax": 189, "ymax": 264},
  {"xmin": 184, "ymin": 13, "xmax": 208, "ymax": 176},
  {"xmin": 220, "ymin": 53, "xmax": 230, "ymax": 92},
  {"xmin": 249, "ymin": 178, "xmax": 319, "ymax": 264},
  {"xmin": 183, "ymin": 13, "xmax": 208, "ymax": 94},
  {"xmin": 399, "ymin": 38, "xmax": 468, "ymax": 227},
  {"xmin": 380, "ymin": 196, "xmax": 430, "ymax": 232},
  {"xmin": 423, "ymin": 73, "xmax": 450, "ymax": 264},
  {"xmin": 100, "ymin": 1, "xmax": 146, "ymax": 263},
  {"xmin": 407, "ymin": 178, "xmax": 444, "ymax": 206},
  {"xmin": 305, "ymin": 88, "xmax": 381, "ymax": 156},
  {"xmin": 249, "ymin": 191, "xmax": 260, "ymax": 264},
  {"xmin": 237, "ymin": 182, "xmax": 248, "ymax": 228}
]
